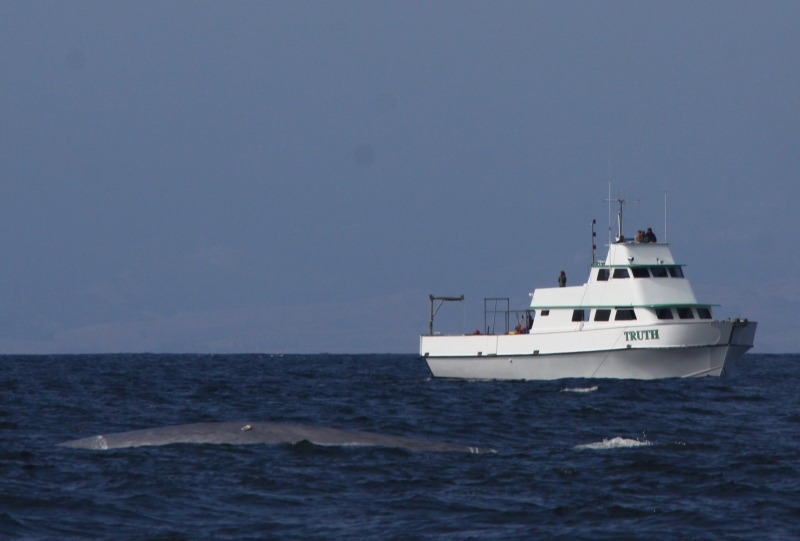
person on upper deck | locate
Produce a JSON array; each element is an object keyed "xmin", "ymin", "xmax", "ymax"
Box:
[
  {"xmin": 644, "ymin": 228, "xmax": 657, "ymax": 243},
  {"xmin": 558, "ymin": 270, "xmax": 566, "ymax": 287},
  {"xmin": 615, "ymin": 235, "xmax": 626, "ymax": 243},
  {"xmin": 634, "ymin": 230, "xmax": 645, "ymax": 243}
]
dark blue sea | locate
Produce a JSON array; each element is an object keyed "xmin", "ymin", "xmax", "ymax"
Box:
[{"xmin": 1, "ymin": 354, "xmax": 799, "ymax": 540}]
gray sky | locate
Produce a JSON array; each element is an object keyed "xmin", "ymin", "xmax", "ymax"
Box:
[{"xmin": 0, "ymin": 1, "xmax": 797, "ymax": 353}]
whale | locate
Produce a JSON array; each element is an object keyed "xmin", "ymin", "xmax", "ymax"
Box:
[{"xmin": 58, "ymin": 422, "xmax": 494, "ymax": 453}]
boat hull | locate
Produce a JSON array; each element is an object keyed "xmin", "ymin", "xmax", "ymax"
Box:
[
  {"xmin": 425, "ymin": 344, "xmax": 751, "ymax": 380},
  {"xmin": 421, "ymin": 321, "xmax": 756, "ymax": 380}
]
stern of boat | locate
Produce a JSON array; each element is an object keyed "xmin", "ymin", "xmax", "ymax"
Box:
[{"xmin": 718, "ymin": 319, "xmax": 757, "ymax": 377}]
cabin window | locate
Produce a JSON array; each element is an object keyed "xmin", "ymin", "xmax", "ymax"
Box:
[
  {"xmin": 572, "ymin": 309, "xmax": 586, "ymax": 322},
  {"xmin": 613, "ymin": 268, "xmax": 630, "ymax": 279},
  {"xmin": 594, "ymin": 309, "xmax": 611, "ymax": 322},
  {"xmin": 696, "ymin": 308, "xmax": 712, "ymax": 319},
  {"xmin": 596, "ymin": 268, "xmax": 610, "ymax": 281},
  {"xmin": 677, "ymin": 307, "xmax": 694, "ymax": 319},
  {"xmin": 656, "ymin": 308, "xmax": 674, "ymax": 319},
  {"xmin": 615, "ymin": 309, "xmax": 637, "ymax": 321},
  {"xmin": 540, "ymin": 310, "xmax": 550, "ymax": 316},
  {"xmin": 668, "ymin": 267, "xmax": 685, "ymax": 278},
  {"xmin": 650, "ymin": 267, "xmax": 669, "ymax": 278},
  {"xmin": 631, "ymin": 267, "xmax": 650, "ymax": 278}
]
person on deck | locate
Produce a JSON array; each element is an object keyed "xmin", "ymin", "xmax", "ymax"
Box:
[
  {"xmin": 558, "ymin": 270, "xmax": 566, "ymax": 287},
  {"xmin": 644, "ymin": 228, "xmax": 657, "ymax": 243},
  {"xmin": 634, "ymin": 230, "xmax": 644, "ymax": 243}
]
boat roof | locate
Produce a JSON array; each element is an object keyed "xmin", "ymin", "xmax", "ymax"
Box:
[{"xmin": 599, "ymin": 242, "xmax": 676, "ymax": 266}]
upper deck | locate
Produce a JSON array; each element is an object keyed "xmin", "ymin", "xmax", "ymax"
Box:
[
  {"xmin": 526, "ymin": 241, "xmax": 717, "ymax": 331},
  {"xmin": 602, "ymin": 242, "xmax": 676, "ymax": 266},
  {"xmin": 530, "ymin": 242, "xmax": 705, "ymax": 311}
]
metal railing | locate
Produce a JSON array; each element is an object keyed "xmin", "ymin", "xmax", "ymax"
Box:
[{"xmin": 484, "ymin": 298, "xmax": 533, "ymax": 335}]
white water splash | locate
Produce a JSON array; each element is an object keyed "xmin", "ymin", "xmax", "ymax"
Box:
[
  {"xmin": 574, "ymin": 437, "xmax": 651, "ymax": 450},
  {"xmin": 561, "ymin": 386, "xmax": 598, "ymax": 393}
]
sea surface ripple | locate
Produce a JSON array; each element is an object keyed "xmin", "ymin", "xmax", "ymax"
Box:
[{"xmin": 1, "ymin": 353, "xmax": 799, "ymax": 540}]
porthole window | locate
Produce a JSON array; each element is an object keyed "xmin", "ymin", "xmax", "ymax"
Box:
[
  {"xmin": 696, "ymin": 308, "xmax": 712, "ymax": 319},
  {"xmin": 631, "ymin": 268, "xmax": 650, "ymax": 278},
  {"xmin": 540, "ymin": 310, "xmax": 550, "ymax": 316},
  {"xmin": 614, "ymin": 309, "xmax": 637, "ymax": 321},
  {"xmin": 613, "ymin": 268, "xmax": 630, "ymax": 279},
  {"xmin": 677, "ymin": 307, "xmax": 694, "ymax": 319},
  {"xmin": 596, "ymin": 268, "xmax": 610, "ymax": 281},
  {"xmin": 656, "ymin": 308, "xmax": 674, "ymax": 319},
  {"xmin": 594, "ymin": 309, "xmax": 611, "ymax": 322},
  {"xmin": 650, "ymin": 267, "xmax": 669, "ymax": 278},
  {"xmin": 572, "ymin": 309, "xmax": 586, "ymax": 322}
]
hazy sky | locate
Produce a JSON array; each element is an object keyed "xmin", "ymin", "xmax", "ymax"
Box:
[{"xmin": 0, "ymin": 1, "xmax": 798, "ymax": 353}]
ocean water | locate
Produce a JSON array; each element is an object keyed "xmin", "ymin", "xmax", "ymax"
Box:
[{"xmin": 1, "ymin": 353, "xmax": 799, "ymax": 540}]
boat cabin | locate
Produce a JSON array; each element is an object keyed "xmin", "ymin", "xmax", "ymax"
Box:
[{"xmin": 529, "ymin": 242, "xmax": 714, "ymax": 331}]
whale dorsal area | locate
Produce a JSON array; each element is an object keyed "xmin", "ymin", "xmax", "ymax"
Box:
[{"xmin": 57, "ymin": 422, "xmax": 493, "ymax": 454}]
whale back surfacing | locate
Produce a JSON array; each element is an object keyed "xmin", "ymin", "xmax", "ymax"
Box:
[{"xmin": 58, "ymin": 422, "xmax": 493, "ymax": 454}]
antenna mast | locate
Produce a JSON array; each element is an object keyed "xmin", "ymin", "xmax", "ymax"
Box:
[
  {"xmin": 607, "ymin": 180, "xmax": 611, "ymax": 246},
  {"xmin": 607, "ymin": 139, "xmax": 613, "ymax": 246},
  {"xmin": 603, "ymin": 197, "xmax": 638, "ymax": 242},
  {"xmin": 664, "ymin": 190, "xmax": 668, "ymax": 243}
]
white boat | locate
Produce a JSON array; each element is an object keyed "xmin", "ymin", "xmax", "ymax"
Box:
[{"xmin": 420, "ymin": 211, "xmax": 757, "ymax": 380}]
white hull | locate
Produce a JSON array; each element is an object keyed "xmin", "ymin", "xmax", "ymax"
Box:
[
  {"xmin": 425, "ymin": 344, "xmax": 750, "ymax": 380},
  {"xmin": 421, "ymin": 321, "xmax": 756, "ymax": 380}
]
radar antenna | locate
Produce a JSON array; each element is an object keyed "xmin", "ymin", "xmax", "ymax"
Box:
[{"xmin": 603, "ymin": 197, "xmax": 638, "ymax": 242}]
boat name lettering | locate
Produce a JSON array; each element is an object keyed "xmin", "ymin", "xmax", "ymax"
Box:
[{"xmin": 624, "ymin": 330, "xmax": 660, "ymax": 341}]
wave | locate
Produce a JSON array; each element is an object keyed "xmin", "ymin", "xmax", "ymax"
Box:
[
  {"xmin": 574, "ymin": 437, "xmax": 651, "ymax": 450},
  {"xmin": 561, "ymin": 386, "xmax": 598, "ymax": 393}
]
